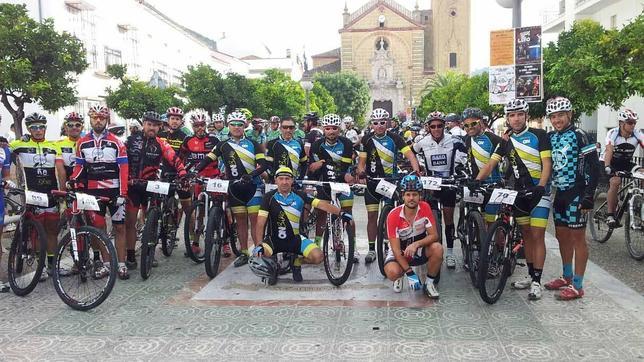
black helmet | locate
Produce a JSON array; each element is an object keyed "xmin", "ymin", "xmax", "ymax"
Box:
[
  {"xmin": 445, "ymin": 113, "xmax": 461, "ymax": 123},
  {"xmin": 249, "ymin": 256, "xmax": 278, "ymax": 279},
  {"xmin": 142, "ymin": 111, "xmax": 162, "ymax": 123},
  {"xmin": 25, "ymin": 112, "xmax": 47, "ymax": 127},
  {"xmin": 462, "ymin": 108, "xmax": 484, "ymax": 121},
  {"xmin": 229, "ymin": 179, "xmax": 256, "ymax": 204},
  {"xmin": 303, "ymin": 112, "xmax": 318, "ymax": 122}
]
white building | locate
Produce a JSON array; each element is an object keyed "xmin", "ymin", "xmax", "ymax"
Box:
[
  {"xmin": 541, "ymin": 0, "xmax": 644, "ymax": 146},
  {"xmin": 0, "ymin": 0, "xmax": 246, "ymax": 137}
]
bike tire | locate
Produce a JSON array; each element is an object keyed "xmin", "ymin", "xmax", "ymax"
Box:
[
  {"xmin": 466, "ymin": 210, "xmax": 486, "ymax": 288},
  {"xmin": 478, "ymin": 219, "xmax": 511, "ymax": 304},
  {"xmin": 183, "ymin": 201, "xmax": 206, "ymax": 263},
  {"xmin": 588, "ymin": 198, "xmax": 613, "ymax": 243},
  {"xmin": 140, "ymin": 208, "xmax": 160, "ymax": 280},
  {"xmin": 625, "ymin": 194, "xmax": 644, "ymax": 260},
  {"xmin": 204, "ymin": 206, "xmax": 224, "ymax": 279},
  {"xmin": 7, "ymin": 218, "xmax": 47, "ymax": 296},
  {"xmin": 161, "ymin": 197, "xmax": 179, "ymax": 257},
  {"xmin": 376, "ymin": 203, "xmax": 393, "ymax": 277},
  {"xmin": 226, "ymin": 213, "xmax": 241, "ymax": 257},
  {"xmin": 52, "ymin": 226, "xmax": 117, "ymax": 311},
  {"xmin": 431, "ymin": 207, "xmax": 443, "ymax": 244},
  {"xmin": 322, "ymin": 216, "xmax": 355, "ymax": 286}
]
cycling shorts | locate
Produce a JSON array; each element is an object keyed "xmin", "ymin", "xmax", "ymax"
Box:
[
  {"xmin": 127, "ymin": 185, "xmax": 150, "ymax": 211},
  {"xmin": 316, "ymin": 185, "xmax": 353, "ymax": 208},
  {"xmin": 384, "ymin": 243, "xmax": 428, "ymax": 267},
  {"xmin": 429, "ymin": 189, "xmax": 457, "ymax": 208},
  {"xmin": 365, "ymin": 180, "xmax": 387, "ymax": 212},
  {"xmin": 611, "ymin": 160, "xmax": 636, "ymax": 173},
  {"xmin": 553, "ymin": 187, "xmax": 587, "ymax": 229},
  {"xmin": 513, "ymin": 195, "xmax": 551, "ymax": 228},
  {"xmin": 484, "ymin": 203, "xmax": 500, "ymax": 223},
  {"xmin": 269, "ymin": 235, "xmax": 318, "ymax": 258},
  {"xmin": 90, "ymin": 189, "xmax": 125, "ymax": 224},
  {"xmin": 230, "ymin": 185, "xmax": 263, "ymax": 215}
]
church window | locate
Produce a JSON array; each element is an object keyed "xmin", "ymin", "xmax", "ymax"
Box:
[
  {"xmin": 449, "ymin": 53, "xmax": 457, "ymax": 68},
  {"xmin": 375, "ymin": 38, "xmax": 389, "ymax": 51}
]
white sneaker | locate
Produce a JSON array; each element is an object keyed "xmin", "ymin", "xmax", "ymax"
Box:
[
  {"xmin": 511, "ymin": 276, "xmax": 532, "ymax": 290},
  {"xmin": 424, "ymin": 283, "xmax": 440, "ymax": 299},
  {"xmin": 446, "ymin": 255, "xmax": 456, "ymax": 269},
  {"xmin": 393, "ymin": 278, "xmax": 403, "ymax": 293},
  {"xmin": 528, "ymin": 281, "xmax": 542, "ymax": 300}
]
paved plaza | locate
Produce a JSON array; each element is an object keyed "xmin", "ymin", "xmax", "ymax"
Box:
[{"xmin": 0, "ymin": 199, "xmax": 643, "ymax": 361}]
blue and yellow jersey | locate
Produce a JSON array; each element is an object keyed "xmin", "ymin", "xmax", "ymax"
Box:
[
  {"xmin": 265, "ymin": 137, "xmax": 307, "ymax": 177},
  {"xmin": 491, "ymin": 127, "xmax": 551, "ymax": 189},
  {"xmin": 360, "ymin": 131, "xmax": 410, "ymax": 177},
  {"xmin": 206, "ymin": 137, "xmax": 265, "ymax": 183},
  {"xmin": 309, "ymin": 136, "xmax": 353, "ymax": 182},
  {"xmin": 466, "ymin": 131, "xmax": 502, "ymax": 184}
]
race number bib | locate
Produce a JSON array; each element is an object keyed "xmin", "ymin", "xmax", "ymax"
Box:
[
  {"xmin": 421, "ymin": 177, "xmax": 442, "ymax": 191},
  {"xmin": 463, "ymin": 188, "xmax": 485, "ymax": 204},
  {"xmin": 206, "ymin": 179, "xmax": 229, "ymax": 193},
  {"xmin": 75, "ymin": 192, "xmax": 100, "ymax": 211},
  {"xmin": 146, "ymin": 181, "xmax": 170, "ymax": 195},
  {"xmin": 375, "ymin": 179, "xmax": 396, "ymax": 198},
  {"xmin": 25, "ymin": 191, "xmax": 49, "ymax": 207},
  {"xmin": 330, "ymin": 182, "xmax": 351, "ymax": 196},
  {"xmin": 264, "ymin": 183, "xmax": 278, "ymax": 193},
  {"xmin": 490, "ymin": 188, "xmax": 518, "ymax": 205}
]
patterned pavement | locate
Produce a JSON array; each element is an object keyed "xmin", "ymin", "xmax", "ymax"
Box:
[{"xmin": 0, "ymin": 199, "xmax": 643, "ymax": 361}]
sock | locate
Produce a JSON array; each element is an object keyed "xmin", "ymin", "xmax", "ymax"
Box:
[
  {"xmin": 93, "ymin": 251, "xmax": 101, "ymax": 261},
  {"xmin": 445, "ymin": 224, "xmax": 455, "ymax": 249},
  {"xmin": 446, "ymin": 248, "xmax": 453, "ymax": 256},
  {"xmin": 527, "ymin": 262, "xmax": 535, "ymax": 278},
  {"xmin": 426, "ymin": 274, "xmax": 436, "ymax": 285},
  {"xmin": 532, "ymin": 268, "xmax": 542, "ymax": 284},
  {"xmin": 562, "ymin": 263, "xmax": 573, "ymax": 279},
  {"xmin": 127, "ymin": 249, "xmax": 135, "ymax": 262},
  {"xmin": 47, "ymin": 254, "xmax": 54, "ymax": 267},
  {"xmin": 368, "ymin": 241, "xmax": 375, "ymax": 251},
  {"xmin": 293, "ymin": 257, "xmax": 302, "ymax": 267},
  {"xmin": 573, "ymin": 274, "xmax": 584, "ymax": 290}
]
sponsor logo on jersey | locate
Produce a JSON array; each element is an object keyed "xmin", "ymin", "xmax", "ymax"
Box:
[{"xmin": 430, "ymin": 154, "xmax": 447, "ymax": 166}]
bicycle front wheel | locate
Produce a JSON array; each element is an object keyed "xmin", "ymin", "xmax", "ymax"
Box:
[
  {"xmin": 53, "ymin": 226, "xmax": 117, "ymax": 311},
  {"xmin": 140, "ymin": 207, "xmax": 160, "ymax": 280},
  {"xmin": 466, "ymin": 210, "xmax": 486, "ymax": 288},
  {"xmin": 322, "ymin": 216, "xmax": 355, "ymax": 286},
  {"xmin": 376, "ymin": 203, "xmax": 393, "ymax": 277},
  {"xmin": 7, "ymin": 218, "xmax": 47, "ymax": 296},
  {"xmin": 204, "ymin": 206, "xmax": 224, "ymax": 279},
  {"xmin": 625, "ymin": 194, "xmax": 644, "ymax": 260},
  {"xmin": 478, "ymin": 219, "xmax": 511, "ymax": 304},
  {"xmin": 184, "ymin": 201, "xmax": 206, "ymax": 263},
  {"xmin": 161, "ymin": 197, "xmax": 179, "ymax": 257},
  {"xmin": 588, "ymin": 198, "xmax": 613, "ymax": 243}
]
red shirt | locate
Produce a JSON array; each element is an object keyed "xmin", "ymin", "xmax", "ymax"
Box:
[{"xmin": 386, "ymin": 201, "xmax": 435, "ymax": 245}]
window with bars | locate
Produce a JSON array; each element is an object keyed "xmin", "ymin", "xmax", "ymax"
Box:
[
  {"xmin": 104, "ymin": 47, "xmax": 122, "ymax": 70},
  {"xmin": 449, "ymin": 53, "xmax": 457, "ymax": 68}
]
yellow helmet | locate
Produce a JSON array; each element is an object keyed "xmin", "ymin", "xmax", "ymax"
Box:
[{"xmin": 274, "ymin": 166, "xmax": 294, "ymax": 178}]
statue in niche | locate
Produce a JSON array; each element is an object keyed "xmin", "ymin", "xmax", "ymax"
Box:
[{"xmin": 370, "ymin": 36, "xmax": 395, "ymax": 86}]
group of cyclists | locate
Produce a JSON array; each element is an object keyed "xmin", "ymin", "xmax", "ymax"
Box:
[{"xmin": 0, "ymin": 96, "xmax": 640, "ymax": 305}]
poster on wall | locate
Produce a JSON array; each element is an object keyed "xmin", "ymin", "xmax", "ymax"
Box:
[
  {"xmin": 489, "ymin": 65, "xmax": 516, "ymax": 105},
  {"xmin": 515, "ymin": 26, "xmax": 542, "ymax": 64},
  {"xmin": 516, "ymin": 63, "xmax": 542, "ymax": 102},
  {"xmin": 490, "ymin": 29, "xmax": 515, "ymax": 66}
]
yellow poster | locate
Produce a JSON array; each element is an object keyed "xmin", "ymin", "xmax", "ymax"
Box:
[{"xmin": 490, "ymin": 29, "xmax": 515, "ymax": 66}]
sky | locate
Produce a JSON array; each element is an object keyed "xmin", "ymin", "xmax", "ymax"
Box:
[{"xmin": 148, "ymin": 0, "xmax": 557, "ymax": 73}]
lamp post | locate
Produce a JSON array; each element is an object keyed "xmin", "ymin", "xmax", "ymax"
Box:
[
  {"xmin": 496, "ymin": 0, "xmax": 522, "ymax": 27},
  {"xmin": 300, "ymin": 80, "xmax": 313, "ymax": 112}
]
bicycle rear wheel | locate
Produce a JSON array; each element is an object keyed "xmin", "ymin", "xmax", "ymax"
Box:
[
  {"xmin": 140, "ymin": 208, "xmax": 160, "ymax": 280},
  {"xmin": 588, "ymin": 198, "xmax": 613, "ymax": 243},
  {"xmin": 478, "ymin": 219, "xmax": 511, "ymax": 304},
  {"xmin": 625, "ymin": 194, "xmax": 644, "ymax": 260},
  {"xmin": 322, "ymin": 216, "xmax": 355, "ymax": 286},
  {"xmin": 184, "ymin": 201, "xmax": 206, "ymax": 263},
  {"xmin": 161, "ymin": 197, "xmax": 179, "ymax": 257},
  {"xmin": 376, "ymin": 203, "xmax": 393, "ymax": 277},
  {"xmin": 204, "ymin": 206, "xmax": 224, "ymax": 278},
  {"xmin": 7, "ymin": 218, "xmax": 47, "ymax": 296},
  {"xmin": 53, "ymin": 226, "xmax": 117, "ymax": 311},
  {"xmin": 466, "ymin": 210, "xmax": 486, "ymax": 288}
]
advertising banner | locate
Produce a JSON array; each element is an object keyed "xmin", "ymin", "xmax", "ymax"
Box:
[{"xmin": 489, "ymin": 65, "xmax": 516, "ymax": 105}]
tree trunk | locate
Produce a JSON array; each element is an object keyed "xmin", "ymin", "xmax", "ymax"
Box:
[{"xmin": 1, "ymin": 93, "xmax": 25, "ymax": 138}]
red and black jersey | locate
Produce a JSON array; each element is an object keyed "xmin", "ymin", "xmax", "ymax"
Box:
[
  {"xmin": 126, "ymin": 133, "xmax": 186, "ymax": 181},
  {"xmin": 71, "ymin": 131, "xmax": 128, "ymax": 196},
  {"xmin": 180, "ymin": 135, "xmax": 220, "ymax": 177}
]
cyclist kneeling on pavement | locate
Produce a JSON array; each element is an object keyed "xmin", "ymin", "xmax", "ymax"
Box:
[
  {"xmin": 251, "ymin": 167, "xmax": 353, "ymax": 282},
  {"xmin": 384, "ymin": 175, "xmax": 442, "ymax": 299}
]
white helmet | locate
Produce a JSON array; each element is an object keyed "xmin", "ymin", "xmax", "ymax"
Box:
[
  {"xmin": 212, "ymin": 113, "xmax": 225, "ymax": 122},
  {"xmin": 129, "ymin": 119, "xmax": 142, "ymax": 131},
  {"xmin": 370, "ymin": 108, "xmax": 389, "ymax": 121},
  {"xmin": 504, "ymin": 99, "xmax": 529, "ymax": 114},
  {"xmin": 342, "ymin": 116, "xmax": 354, "ymax": 124},
  {"xmin": 321, "ymin": 113, "xmax": 342, "ymax": 127},
  {"xmin": 617, "ymin": 108, "xmax": 639, "ymax": 122},
  {"xmin": 189, "ymin": 109, "xmax": 210, "ymax": 124},
  {"xmin": 545, "ymin": 97, "xmax": 572, "ymax": 116},
  {"xmin": 227, "ymin": 111, "xmax": 247, "ymax": 123},
  {"xmin": 108, "ymin": 118, "xmax": 125, "ymax": 130}
]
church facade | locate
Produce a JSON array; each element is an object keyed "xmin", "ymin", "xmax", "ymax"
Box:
[{"xmin": 310, "ymin": 0, "xmax": 470, "ymax": 117}]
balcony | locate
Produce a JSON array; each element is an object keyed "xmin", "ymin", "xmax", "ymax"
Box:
[
  {"xmin": 542, "ymin": 10, "xmax": 565, "ymax": 33},
  {"xmin": 575, "ymin": 0, "xmax": 622, "ymax": 15}
]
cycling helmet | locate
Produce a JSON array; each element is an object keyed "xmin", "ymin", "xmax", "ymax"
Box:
[
  {"xmin": 108, "ymin": 119, "xmax": 125, "ymax": 135},
  {"xmin": 504, "ymin": 99, "xmax": 529, "ymax": 114},
  {"xmin": 142, "ymin": 111, "xmax": 162, "ymax": 123},
  {"xmin": 617, "ymin": 108, "xmax": 639, "ymax": 122},
  {"xmin": 545, "ymin": 96, "xmax": 572, "ymax": 116},
  {"xmin": 445, "ymin": 113, "xmax": 461, "ymax": 123},
  {"xmin": 462, "ymin": 107, "xmax": 484, "ymax": 120},
  {"xmin": 237, "ymin": 108, "xmax": 253, "ymax": 121},
  {"xmin": 270, "ymin": 116, "xmax": 280, "ymax": 123},
  {"xmin": 343, "ymin": 116, "xmax": 354, "ymax": 124},
  {"xmin": 189, "ymin": 110, "xmax": 210, "ymax": 125},
  {"xmin": 64, "ymin": 112, "xmax": 83, "ymax": 122},
  {"xmin": 321, "ymin": 113, "xmax": 342, "ymax": 127},
  {"xmin": 212, "ymin": 113, "xmax": 225, "ymax": 122},
  {"xmin": 274, "ymin": 166, "xmax": 294, "ymax": 178},
  {"xmin": 130, "ymin": 119, "xmax": 143, "ymax": 131},
  {"xmin": 410, "ymin": 123, "xmax": 421, "ymax": 132},
  {"xmin": 166, "ymin": 107, "xmax": 184, "ymax": 118},
  {"xmin": 24, "ymin": 112, "xmax": 47, "ymax": 126},
  {"xmin": 399, "ymin": 174, "xmax": 423, "ymax": 193},
  {"xmin": 229, "ymin": 179, "xmax": 256, "ymax": 204},
  {"xmin": 303, "ymin": 112, "xmax": 319, "ymax": 121},
  {"xmin": 426, "ymin": 111, "xmax": 445, "ymax": 123},
  {"xmin": 248, "ymin": 256, "xmax": 278, "ymax": 280},
  {"xmin": 227, "ymin": 111, "xmax": 247, "ymax": 123},
  {"xmin": 370, "ymin": 108, "xmax": 390, "ymax": 121},
  {"xmin": 88, "ymin": 105, "xmax": 110, "ymax": 119}
]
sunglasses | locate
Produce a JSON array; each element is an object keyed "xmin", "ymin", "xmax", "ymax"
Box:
[
  {"xmin": 28, "ymin": 125, "xmax": 46, "ymax": 130},
  {"xmin": 281, "ymin": 125, "xmax": 295, "ymax": 130},
  {"xmin": 463, "ymin": 121, "xmax": 480, "ymax": 129},
  {"xmin": 229, "ymin": 122, "xmax": 244, "ymax": 127},
  {"xmin": 371, "ymin": 121, "xmax": 387, "ymax": 126},
  {"xmin": 625, "ymin": 121, "xmax": 637, "ymax": 125},
  {"xmin": 324, "ymin": 126, "xmax": 339, "ymax": 131},
  {"xmin": 66, "ymin": 122, "xmax": 83, "ymax": 128},
  {"xmin": 192, "ymin": 123, "xmax": 206, "ymax": 127},
  {"xmin": 429, "ymin": 124, "xmax": 444, "ymax": 130}
]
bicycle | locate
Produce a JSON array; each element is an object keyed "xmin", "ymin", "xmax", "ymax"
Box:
[
  {"xmin": 477, "ymin": 187, "xmax": 530, "ymax": 304},
  {"xmin": 456, "ymin": 181, "xmax": 491, "ymax": 288},
  {"xmin": 369, "ymin": 174, "xmax": 405, "ymax": 277},
  {"xmin": 4, "ymin": 185, "xmax": 47, "ymax": 296},
  {"xmin": 50, "ymin": 187, "xmax": 118, "ymax": 310}
]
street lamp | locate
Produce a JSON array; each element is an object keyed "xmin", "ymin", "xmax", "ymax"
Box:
[
  {"xmin": 496, "ymin": 0, "xmax": 522, "ymax": 27},
  {"xmin": 300, "ymin": 80, "xmax": 313, "ymax": 112}
]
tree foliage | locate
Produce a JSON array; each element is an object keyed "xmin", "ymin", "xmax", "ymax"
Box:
[
  {"xmin": 255, "ymin": 69, "xmax": 306, "ymax": 118},
  {"xmin": 314, "ymin": 72, "xmax": 370, "ymax": 128},
  {"xmin": 105, "ymin": 65, "xmax": 184, "ymax": 120},
  {"xmin": 0, "ymin": 4, "xmax": 88, "ymax": 136},
  {"xmin": 309, "ymin": 81, "xmax": 337, "ymax": 116}
]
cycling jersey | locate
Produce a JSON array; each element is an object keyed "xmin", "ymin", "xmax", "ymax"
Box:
[
  {"xmin": 258, "ymin": 189, "xmax": 321, "ymax": 246},
  {"xmin": 57, "ymin": 137, "xmax": 77, "ymax": 178},
  {"xmin": 413, "ymin": 133, "xmax": 467, "ymax": 178},
  {"xmin": 179, "ymin": 135, "xmax": 220, "ymax": 177},
  {"xmin": 9, "ymin": 139, "xmax": 62, "ymax": 194},
  {"xmin": 360, "ymin": 131, "xmax": 410, "ymax": 177},
  {"xmin": 464, "ymin": 131, "xmax": 502, "ymax": 183},
  {"xmin": 265, "ymin": 136, "xmax": 307, "ymax": 178},
  {"xmin": 304, "ymin": 128, "xmax": 323, "ymax": 150},
  {"xmin": 245, "ymin": 129, "xmax": 266, "ymax": 145},
  {"xmin": 345, "ymin": 128, "xmax": 359, "ymax": 145},
  {"xmin": 550, "ymin": 125, "xmax": 599, "ymax": 192},
  {"xmin": 126, "ymin": 133, "xmax": 186, "ymax": 181},
  {"xmin": 309, "ymin": 136, "xmax": 354, "ymax": 182},
  {"xmin": 211, "ymin": 128, "xmax": 230, "ymax": 142},
  {"xmin": 72, "ymin": 131, "xmax": 128, "ymax": 196},
  {"xmin": 448, "ymin": 126, "xmax": 466, "ymax": 137},
  {"xmin": 202, "ymin": 137, "xmax": 267, "ymax": 183},
  {"xmin": 0, "ymin": 146, "xmax": 10, "ymax": 225},
  {"xmin": 159, "ymin": 128, "xmax": 189, "ymax": 177},
  {"xmin": 294, "ymin": 128, "xmax": 306, "ymax": 141},
  {"xmin": 491, "ymin": 127, "xmax": 551, "ymax": 190},
  {"xmin": 266, "ymin": 129, "xmax": 281, "ymax": 142},
  {"xmin": 385, "ymin": 201, "xmax": 435, "ymax": 266},
  {"xmin": 605, "ymin": 127, "xmax": 644, "ymax": 167}
]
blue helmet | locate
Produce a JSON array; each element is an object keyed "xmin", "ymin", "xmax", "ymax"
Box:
[{"xmin": 400, "ymin": 175, "xmax": 423, "ymax": 193}]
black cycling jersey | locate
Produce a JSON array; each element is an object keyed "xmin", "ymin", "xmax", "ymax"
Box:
[
  {"xmin": 159, "ymin": 128, "xmax": 189, "ymax": 176},
  {"xmin": 491, "ymin": 127, "xmax": 551, "ymax": 190},
  {"xmin": 359, "ymin": 131, "xmax": 410, "ymax": 177},
  {"xmin": 309, "ymin": 136, "xmax": 354, "ymax": 182},
  {"xmin": 265, "ymin": 137, "xmax": 307, "ymax": 178}
]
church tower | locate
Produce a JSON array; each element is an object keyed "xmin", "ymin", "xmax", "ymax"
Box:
[{"xmin": 430, "ymin": 0, "xmax": 470, "ymax": 74}]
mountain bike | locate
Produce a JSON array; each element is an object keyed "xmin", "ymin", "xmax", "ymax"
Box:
[
  {"xmin": 368, "ymin": 175, "xmax": 405, "ymax": 277},
  {"xmin": 456, "ymin": 182, "xmax": 492, "ymax": 287},
  {"xmin": 605, "ymin": 169, "xmax": 644, "ymax": 260}
]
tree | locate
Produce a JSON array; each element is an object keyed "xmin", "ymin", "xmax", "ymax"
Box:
[
  {"xmin": 309, "ymin": 81, "xmax": 337, "ymax": 116},
  {"xmin": 0, "ymin": 4, "xmax": 88, "ymax": 136},
  {"xmin": 255, "ymin": 69, "xmax": 305, "ymax": 118},
  {"xmin": 221, "ymin": 73, "xmax": 265, "ymax": 117},
  {"xmin": 314, "ymin": 72, "xmax": 370, "ymax": 128},
  {"xmin": 182, "ymin": 64, "xmax": 225, "ymax": 115},
  {"xmin": 105, "ymin": 65, "xmax": 184, "ymax": 120}
]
